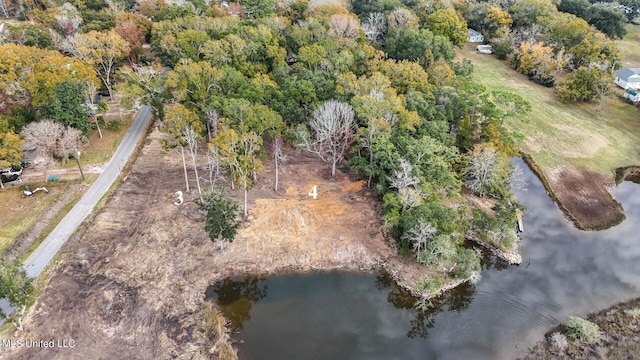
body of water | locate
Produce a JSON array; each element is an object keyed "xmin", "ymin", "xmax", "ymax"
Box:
[{"xmin": 207, "ymin": 158, "xmax": 640, "ymax": 359}]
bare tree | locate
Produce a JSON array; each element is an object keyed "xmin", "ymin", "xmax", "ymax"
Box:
[
  {"xmin": 329, "ymin": 14, "xmax": 361, "ymax": 39},
  {"xmin": 386, "ymin": 8, "xmax": 418, "ymax": 29},
  {"xmin": 362, "ymin": 12, "xmax": 386, "ymax": 44},
  {"xmin": 21, "ymin": 120, "xmax": 64, "ymax": 163},
  {"xmin": 387, "ymin": 158, "xmax": 425, "ymax": 210},
  {"xmin": 304, "ymin": 100, "xmax": 356, "ymax": 177},
  {"xmin": 387, "ymin": 158, "xmax": 419, "ymax": 190},
  {"xmin": 403, "ymin": 219, "xmax": 437, "ymax": 258},
  {"xmin": 205, "ymin": 145, "xmax": 223, "ymax": 185},
  {"xmin": 272, "ymin": 136, "xmax": 287, "ymax": 192},
  {"xmin": 56, "ymin": 126, "xmax": 83, "ymax": 164},
  {"xmin": 463, "ymin": 147, "xmax": 510, "ymax": 197},
  {"xmin": 83, "ymin": 81, "xmax": 104, "ymax": 138},
  {"xmin": 0, "ymin": 0, "xmax": 9, "ymax": 18},
  {"xmin": 183, "ymin": 124, "xmax": 203, "ymax": 200}
]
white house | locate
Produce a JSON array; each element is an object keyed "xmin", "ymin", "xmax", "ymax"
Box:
[
  {"xmin": 468, "ymin": 29, "xmax": 484, "ymax": 43},
  {"xmin": 614, "ymin": 68, "xmax": 640, "ymax": 90}
]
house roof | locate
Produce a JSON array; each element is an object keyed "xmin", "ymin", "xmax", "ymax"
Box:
[
  {"xmin": 468, "ymin": 29, "xmax": 483, "ymax": 37},
  {"xmin": 617, "ymin": 68, "xmax": 640, "ymax": 81}
]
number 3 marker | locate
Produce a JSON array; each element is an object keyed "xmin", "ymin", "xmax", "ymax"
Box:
[{"xmin": 308, "ymin": 185, "xmax": 317, "ymax": 199}]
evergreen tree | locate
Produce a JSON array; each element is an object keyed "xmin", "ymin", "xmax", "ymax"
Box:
[{"xmin": 39, "ymin": 80, "xmax": 90, "ymax": 133}]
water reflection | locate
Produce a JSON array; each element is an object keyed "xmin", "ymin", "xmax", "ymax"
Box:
[
  {"xmin": 205, "ymin": 275, "xmax": 267, "ymax": 331},
  {"xmin": 205, "ymin": 158, "xmax": 640, "ymax": 360}
]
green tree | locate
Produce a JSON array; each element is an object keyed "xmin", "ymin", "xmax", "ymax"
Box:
[
  {"xmin": 587, "ymin": 4, "xmax": 627, "ymax": 39},
  {"xmin": 39, "ymin": 80, "xmax": 90, "ymax": 133},
  {"xmin": 557, "ymin": 0, "xmax": 591, "ymax": 19},
  {"xmin": 0, "ymin": 259, "xmax": 34, "ymax": 331},
  {"xmin": 564, "ymin": 316, "xmax": 601, "ymax": 343},
  {"xmin": 423, "ymin": 8, "xmax": 468, "ymax": 47},
  {"xmin": 243, "ymin": 0, "xmax": 277, "ymax": 18},
  {"xmin": 555, "ymin": 66, "xmax": 611, "ymax": 103},
  {"xmin": 236, "ymin": 104, "xmax": 284, "ymax": 136},
  {"xmin": 384, "ymin": 27, "xmax": 454, "ymax": 64},
  {"xmin": 194, "ymin": 186, "xmax": 241, "ymax": 250},
  {"xmin": 166, "ymin": 59, "xmax": 225, "ymax": 112},
  {"xmin": 117, "ymin": 64, "xmax": 168, "ymax": 120},
  {"xmin": 490, "ymin": 90, "xmax": 532, "ymax": 126},
  {"xmin": 509, "ymin": 0, "xmax": 557, "ymax": 28}
]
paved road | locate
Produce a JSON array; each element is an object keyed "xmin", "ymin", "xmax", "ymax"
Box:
[{"xmin": 23, "ymin": 106, "xmax": 152, "ymax": 278}]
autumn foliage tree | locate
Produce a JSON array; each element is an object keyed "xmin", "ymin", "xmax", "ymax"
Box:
[
  {"xmin": 211, "ymin": 128, "xmax": 263, "ymax": 219},
  {"xmin": 0, "ymin": 43, "xmax": 98, "ymax": 106},
  {"xmin": 0, "ymin": 120, "xmax": 24, "ymax": 189},
  {"xmin": 164, "ymin": 103, "xmax": 204, "ymax": 195},
  {"xmin": 72, "ymin": 30, "xmax": 130, "ymax": 98},
  {"xmin": 423, "ymin": 8, "xmax": 468, "ymax": 47},
  {"xmin": 115, "ymin": 12, "xmax": 152, "ymax": 62}
]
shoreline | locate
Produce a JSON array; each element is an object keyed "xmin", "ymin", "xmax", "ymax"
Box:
[
  {"xmin": 523, "ymin": 296, "xmax": 640, "ymax": 359},
  {"xmin": 520, "ymin": 152, "xmax": 628, "ymax": 231}
]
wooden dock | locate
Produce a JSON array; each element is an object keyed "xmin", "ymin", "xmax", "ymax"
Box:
[{"xmin": 516, "ymin": 212, "xmax": 524, "ymax": 233}]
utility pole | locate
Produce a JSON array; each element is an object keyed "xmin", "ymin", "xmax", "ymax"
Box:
[{"xmin": 75, "ymin": 146, "xmax": 85, "ymax": 183}]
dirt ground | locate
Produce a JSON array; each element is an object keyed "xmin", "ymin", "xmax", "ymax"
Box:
[
  {"xmin": 545, "ymin": 166, "xmax": 625, "ymax": 230},
  {"xmin": 2, "ymin": 127, "xmax": 397, "ymax": 359}
]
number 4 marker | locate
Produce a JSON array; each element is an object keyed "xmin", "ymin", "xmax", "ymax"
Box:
[{"xmin": 308, "ymin": 185, "xmax": 317, "ymax": 199}]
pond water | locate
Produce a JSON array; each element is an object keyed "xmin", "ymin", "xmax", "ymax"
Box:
[{"xmin": 206, "ymin": 158, "xmax": 640, "ymax": 359}]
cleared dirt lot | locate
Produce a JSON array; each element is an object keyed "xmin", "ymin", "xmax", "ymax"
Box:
[
  {"xmin": 522, "ymin": 154, "xmax": 625, "ymax": 230},
  {"xmin": 3, "ymin": 128, "xmax": 395, "ymax": 359},
  {"xmin": 546, "ymin": 166, "xmax": 625, "ymax": 230}
]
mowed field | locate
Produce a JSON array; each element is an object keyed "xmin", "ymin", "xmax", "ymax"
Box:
[
  {"xmin": 457, "ymin": 44, "xmax": 640, "ymax": 177},
  {"xmin": 619, "ymin": 24, "xmax": 640, "ymax": 68}
]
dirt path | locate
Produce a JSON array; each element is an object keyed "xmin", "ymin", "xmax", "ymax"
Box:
[{"xmin": 4, "ymin": 128, "xmax": 396, "ymax": 359}]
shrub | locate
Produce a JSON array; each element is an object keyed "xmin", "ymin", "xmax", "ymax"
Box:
[
  {"xmin": 451, "ymin": 248, "xmax": 481, "ymax": 279},
  {"xmin": 549, "ymin": 332, "xmax": 568, "ymax": 351},
  {"xmin": 564, "ymin": 316, "xmax": 600, "ymax": 343},
  {"xmin": 418, "ymin": 275, "xmax": 446, "ymax": 297}
]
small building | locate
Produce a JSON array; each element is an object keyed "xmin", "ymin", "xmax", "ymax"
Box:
[
  {"xmin": 623, "ymin": 88, "xmax": 640, "ymax": 103},
  {"xmin": 477, "ymin": 44, "xmax": 493, "ymax": 54},
  {"xmin": 614, "ymin": 68, "xmax": 640, "ymax": 90},
  {"xmin": 468, "ymin": 28, "xmax": 484, "ymax": 43},
  {"xmin": 221, "ymin": 1, "xmax": 245, "ymax": 17}
]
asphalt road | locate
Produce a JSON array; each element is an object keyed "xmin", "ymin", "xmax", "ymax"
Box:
[{"xmin": 23, "ymin": 106, "xmax": 152, "ymax": 278}]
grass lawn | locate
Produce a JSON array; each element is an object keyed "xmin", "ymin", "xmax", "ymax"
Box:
[
  {"xmin": 0, "ymin": 106, "xmax": 134, "ymax": 256},
  {"xmin": 458, "ymin": 44, "xmax": 640, "ymax": 176},
  {"xmin": 60, "ymin": 109, "xmax": 134, "ymax": 169},
  {"xmin": 618, "ymin": 24, "xmax": 640, "ymax": 68},
  {"xmin": 0, "ymin": 181, "xmax": 74, "ymax": 254}
]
